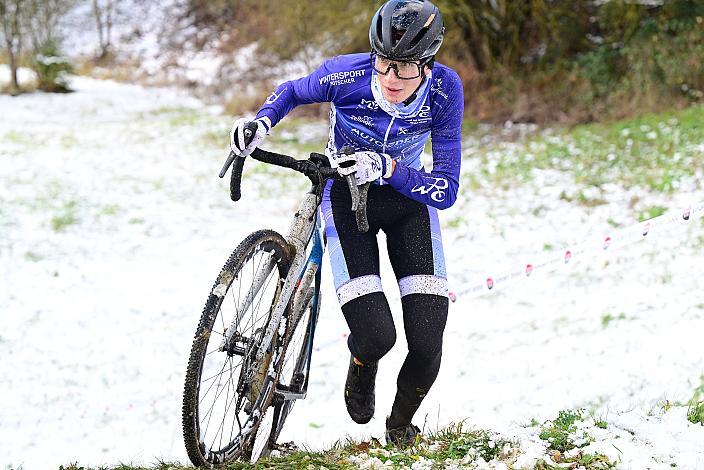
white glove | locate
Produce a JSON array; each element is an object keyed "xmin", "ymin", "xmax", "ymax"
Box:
[
  {"xmin": 337, "ymin": 151, "xmax": 393, "ymax": 185},
  {"xmin": 229, "ymin": 117, "xmax": 271, "ymax": 156}
]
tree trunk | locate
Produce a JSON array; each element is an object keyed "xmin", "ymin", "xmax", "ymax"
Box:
[
  {"xmin": 1, "ymin": 0, "xmax": 22, "ymax": 92},
  {"xmin": 92, "ymin": 0, "xmax": 113, "ymax": 60}
]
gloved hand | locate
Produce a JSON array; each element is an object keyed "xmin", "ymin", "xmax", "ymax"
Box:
[
  {"xmin": 229, "ymin": 117, "xmax": 271, "ymax": 157},
  {"xmin": 336, "ymin": 151, "xmax": 394, "ymax": 185}
]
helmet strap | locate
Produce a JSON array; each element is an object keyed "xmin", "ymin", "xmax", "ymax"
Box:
[{"xmin": 401, "ymin": 58, "xmax": 433, "ymax": 106}]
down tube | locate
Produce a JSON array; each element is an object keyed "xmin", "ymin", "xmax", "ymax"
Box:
[{"xmin": 302, "ymin": 215, "xmax": 325, "ymax": 386}]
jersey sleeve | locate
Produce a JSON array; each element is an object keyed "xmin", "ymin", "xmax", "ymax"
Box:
[
  {"xmin": 387, "ymin": 70, "xmax": 464, "ymax": 210},
  {"xmin": 255, "ymin": 57, "xmax": 340, "ymax": 127}
]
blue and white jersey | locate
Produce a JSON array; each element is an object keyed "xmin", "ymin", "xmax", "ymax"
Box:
[{"xmin": 255, "ymin": 53, "xmax": 463, "ymax": 209}]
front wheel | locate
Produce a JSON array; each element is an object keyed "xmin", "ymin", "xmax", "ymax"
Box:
[{"xmin": 182, "ymin": 229, "xmax": 293, "ymax": 467}]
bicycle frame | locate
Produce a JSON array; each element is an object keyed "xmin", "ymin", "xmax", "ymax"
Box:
[
  {"xmin": 275, "ymin": 213, "xmax": 325, "ymax": 401},
  {"xmin": 220, "ymin": 189, "xmax": 325, "ymax": 385}
]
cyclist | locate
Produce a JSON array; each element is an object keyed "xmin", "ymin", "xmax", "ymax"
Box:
[{"xmin": 230, "ymin": 0, "xmax": 462, "ymax": 447}]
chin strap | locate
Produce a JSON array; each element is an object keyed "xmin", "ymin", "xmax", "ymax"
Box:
[{"xmin": 401, "ymin": 58, "xmax": 434, "ymax": 106}]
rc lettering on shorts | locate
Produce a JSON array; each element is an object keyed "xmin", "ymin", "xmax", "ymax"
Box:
[
  {"xmin": 266, "ymin": 88, "xmax": 285, "ymax": 104},
  {"xmin": 319, "ymin": 69, "xmax": 366, "ymax": 86},
  {"xmin": 358, "ymin": 98, "xmax": 380, "ymax": 111},
  {"xmin": 411, "ymin": 177, "xmax": 449, "ymax": 202}
]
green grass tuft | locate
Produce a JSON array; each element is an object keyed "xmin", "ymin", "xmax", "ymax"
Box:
[
  {"xmin": 51, "ymin": 200, "xmax": 79, "ymax": 232},
  {"xmin": 687, "ymin": 401, "xmax": 704, "ymax": 426},
  {"xmin": 539, "ymin": 409, "xmax": 589, "ymax": 453},
  {"xmin": 601, "ymin": 312, "xmax": 626, "ymax": 328}
]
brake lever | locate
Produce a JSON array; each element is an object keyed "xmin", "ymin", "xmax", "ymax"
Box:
[
  {"xmin": 219, "ymin": 127, "xmax": 254, "ymax": 178},
  {"xmin": 345, "ymin": 174, "xmax": 360, "ymax": 211},
  {"xmin": 355, "ymin": 182, "xmax": 371, "ymax": 233},
  {"xmin": 337, "ymin": 145, "xmax": 371, "ymax": 232}
]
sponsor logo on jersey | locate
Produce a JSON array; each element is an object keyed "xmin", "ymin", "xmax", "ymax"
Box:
[
  {"xmin": 431, "ymin": 77, "xmax": 449, "ymax": 99},
  {"xmin": 387, "ymin": 135, "xmax": 423, "ymax": 148},
  {"xmin": 406, "ymin": 117, "xmax": 432, "ymax": 124},
  {"xmin": 350, "ymin": 128, "xmax": 384, "ymax": 147},
  {"xmin": 349, "ymin": 114, "xmax": 374, "ymax": 128},
  {"xmin": 357, "ymin": 98, "xmax": 380, "ymax": 111},
  {"xmin": 411, "ymin": 177, "xmax": 449, "ymax": 202},
  {"xmin": 398, "ymin": 127, "xmax": 408, "ymax": 135},
  {"xmin": 265, "ymin": 87, "xmax": 286, "ymax": 104},
  {"xmin": 319, "ymin": 69, "xmax": 366, "ymax": 86}
]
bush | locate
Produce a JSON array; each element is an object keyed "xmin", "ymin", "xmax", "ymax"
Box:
[{"xmin": 33, "ymin": 40, "xmax": 73, "ymax": 93}]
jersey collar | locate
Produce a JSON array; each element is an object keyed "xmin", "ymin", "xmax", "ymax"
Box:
[{"xmin": 371, "ymin": 69, "xmax": 432, "ymax": 119}]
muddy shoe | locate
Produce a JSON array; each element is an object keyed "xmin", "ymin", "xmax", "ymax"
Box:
[
  {"xmin": 385, "ymin": 417, "xmax": 421, "ymax": 448},
  {"xmin": 344, "ymin": 355, "xmax": 378, "ymax": 424}
]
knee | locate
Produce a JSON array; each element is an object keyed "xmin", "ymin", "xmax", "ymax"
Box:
[
  {"xmin": 342, "ymin": 292, "xmax": 397, "ymax": 363},
  {"xmin": 346, "ymin": 310, "xmax": 397, "ymax": 363},
  {"xmin": 401, "ymin": 293, "xmax": 448, "ymax": 362},
  {"xmin": 359, "ymin": 328, "xmax": 397, "ymax": 362}
]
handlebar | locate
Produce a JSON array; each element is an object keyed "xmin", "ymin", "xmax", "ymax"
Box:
[{"xmin": 219, "ymin": 142, "xmax": 370, "ymax": 232}]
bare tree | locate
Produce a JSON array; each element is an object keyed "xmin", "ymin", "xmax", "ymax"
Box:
[
  {"xmin": 0, "ymin": 0, "xmax": 23, "ymax": 92},
  {"xmin": 24, "ymin": 0, "xmax": 76, "ymax": 52},
  {"xmin": 92, "ymin": 0, "xmax": 113, "ymax": 60}
]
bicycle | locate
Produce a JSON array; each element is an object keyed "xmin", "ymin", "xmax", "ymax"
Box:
[{"xmin": 181, "ymin": 123, "xmax": 370, "ymax": 467}]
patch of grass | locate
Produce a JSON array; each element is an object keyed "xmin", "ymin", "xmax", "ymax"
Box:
[
  {"xmin": 601, "ymin": 312, "xmax": 626, "ymax": 328},
  {"xmin": 24, "ymin": 251, "xmax": 43, "ymax": 262},
  {"xmin": 536, "ymin": 451, "xmax": 616, "ymax": 469},
  {"xmin": 539, "ymin": 409, "xmax": 591, "ymax": 453},
  {"xmin": 51, "ymin": 200, "xmax": 79, "ymax": 232},
  {"xmin": 594, "ymin": 419, "xmax": 608, "ymax": 429},
  {"xmin": 687, "ymin": 375, "xmax": 704, "ymax": 425},
  {"xmin": 445, "ymin": 215, "xmax": 465, "ymax": 229},
  {"xmin": 637, "ymin": 205, "xmax": 667, "ymax": 222},
  {"xmin": 98, "ymin": 204, "xmax": 121, "ymax": 217},
  {"xmin": 463, "ymin": 105, "xmax": 704, "ymax": 195},
  {"xmin": 462, "ymin": 117, "xmax": 479, "ymax": 133},
  {"xmin": 60, "ymin": 133, "xmax": 79, "ymax": 149},
  {"xmin": 3, "ymin": 130, "xmax": 35, "ymax": 147},
  {"xmin": 687, "ymin": 401, "xmax": 704, "ymax": 425},
  {"xmin": 536, "ymin": 451, "xmax": 617, "ymax": 469},
  {"xmin": 168, "ymin": 112, "xmax": 201, "ymax": 127},
  {"xmin": 424, "ymin": 421, "xmax": 518, "ymax": 463},
  {"xmin": 537, "ymin": 410, "xmax": 616, "ymax": 469}
]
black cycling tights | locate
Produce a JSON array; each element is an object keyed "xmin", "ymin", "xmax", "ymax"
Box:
[
  {"xmin": 342, "ymin": 292, "xmax": 449, "ymax": 427},
  {"xmin": 322, "ymin": 180, "xmax": 450, "ymax": 426}
]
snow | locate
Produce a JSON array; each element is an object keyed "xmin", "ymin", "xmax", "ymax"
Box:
[
  {"xmin": 0, "ymin": 66, "xmax": 38, "ymax": 88},
  {"xmin": 1, "ymin": 77, "xmax": 703, "ymax": 469}
]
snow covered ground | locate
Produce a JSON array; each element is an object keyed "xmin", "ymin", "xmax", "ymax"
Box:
[{"xmin": 1, "ymin": 76, "xmax": 703, "ymax": 469}]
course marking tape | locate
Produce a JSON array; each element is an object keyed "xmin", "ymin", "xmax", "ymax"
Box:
[{"xmin": 449, "ymin": 201, "xmax": 704, "ymax": 302}]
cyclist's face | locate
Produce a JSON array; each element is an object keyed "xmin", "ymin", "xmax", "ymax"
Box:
[{"xmin": 376, "ymin": 59, "xmax": 428, "ymax": 104}]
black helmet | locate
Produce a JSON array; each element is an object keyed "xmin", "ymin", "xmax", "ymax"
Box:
[{"xmin": 369, "ymin": 0, "xmax": 444, "ymax": 61}]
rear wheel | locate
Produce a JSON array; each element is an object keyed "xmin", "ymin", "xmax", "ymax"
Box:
[{"xmin": 182, "ymin": 230, "xmax": 292, "ymax": 467}]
